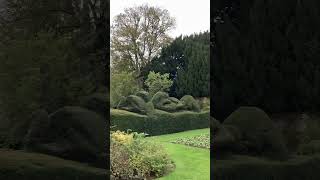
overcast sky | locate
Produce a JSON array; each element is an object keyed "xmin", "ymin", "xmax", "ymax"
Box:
[{"xmin": 110, "ymin": 0, "xmax": 210, "ymax": 37}]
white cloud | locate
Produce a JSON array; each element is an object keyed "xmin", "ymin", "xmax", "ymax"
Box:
[{"xmin": 110, "ymin": 0, "xmax": 210, "ymax": 37}]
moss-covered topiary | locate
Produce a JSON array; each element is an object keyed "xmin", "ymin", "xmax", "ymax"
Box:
[
  {"xmin": 151, "ymin": 92, "xmax": 170, "ymax": 108},
  {"xmin": 215, "ymin": 107, "xmax": 288, "ymax": 159},
  {"xmin": 117, "ymin": 95, "xmax": 147, "ymax": 114},
  {"xmin": 179, "ymin": 95, "xmax": 201, "ymax": 112},
  {"xmin": 168, "ymin": 97, "xmax": 180, "ymax": 104},
  {"xmin": 135, "ymin": 91, "xmax": 150, "ymax": 102},
  {"xmin": 25, "ymin": 106, "xmax": 107, "ymax": 168},
  {"xmin": 145, "ymin": 102, "xmax": 155, "ymax": 113},
  {"xmin": 150, "ymin": 92, "xmax": 179, "ymax": 112}
]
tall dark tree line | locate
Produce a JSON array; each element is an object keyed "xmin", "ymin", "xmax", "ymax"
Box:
[
  {"xmin": 141, "ymin": 32, "xmax": 210, "ymax": 98},
  {"xmin": 0, "ymin": 0, "xmax": 109, "ymax": 124},
  {"xmin": 212, "ymin": 0, "xmax": 320, "ymax": 120}
]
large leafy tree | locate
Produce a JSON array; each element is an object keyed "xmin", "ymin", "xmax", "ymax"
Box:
[{"xmin": 111, "ymin": 5, "xmax": 176, "ymax": 76}]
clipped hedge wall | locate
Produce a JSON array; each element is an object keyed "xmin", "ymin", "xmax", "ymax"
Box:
[
  {"xmin": 213, "ymin": 155, "xmax": 320, "ymax": 180},
  {"xmin": 110, "ymin": 109, "xmax": 148, "ymax": 134},
  {"xmin": 111, "ymin": 109, "xmax": 209, "ymax": 135}
]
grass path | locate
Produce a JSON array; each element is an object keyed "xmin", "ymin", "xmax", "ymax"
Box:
[{"xmin": 148, "ymin": 129, "xmax": 210, "ymax": 180}]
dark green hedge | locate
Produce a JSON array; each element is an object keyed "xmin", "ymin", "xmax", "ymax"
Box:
[
  {"xmin": 213, "ymin": 155, "xmax": 320, "ymax": 180},
  {"xmin": 111, "ymin": 109, "xmax": 209, "ymax": 135}
]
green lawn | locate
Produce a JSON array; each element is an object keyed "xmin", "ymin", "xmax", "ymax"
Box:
[{"xmin": 148, "ymin": 129, "xmax": 210, "ymax": 180}]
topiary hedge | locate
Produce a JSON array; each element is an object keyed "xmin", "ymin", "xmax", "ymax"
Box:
[
  {"xmin": 25, "ymin": 106, "xmax": 107, "ymax": 168},
  {"xmin": 110, "ymin": 109, "xmax": 148, "ymax": 134},
  {"xmin": 111, "ymin": 109, "xmax": 209, "ymax": 136},
  {"xmin": 220, "ymin": 106, "xmax": 288, "ymax": 159}
]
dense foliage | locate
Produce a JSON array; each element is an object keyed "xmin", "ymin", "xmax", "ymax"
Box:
[
  {"xmin": 212, "ymin": 0, "xmax": 320, "ymax": 119},
  {"xmin": 111, "ymin": 4, "xmax": 176, "ymax": 76},
  {"xmin": 110, "ymin": 71, "xmax": 140, "ymax": 107},
  {"xmin": 110, "ymin": 131, "xmax": 174, "ymax": 179},
  {"xmin": 0, "ymin": 0, "xmax": 109, "ymax": 131},
  {"xmin": 145, "ymin": 71, "xmax": 173, "ymax": 96},
  {"xmin": 141, "ymin": 32, "xmax": 210, "ymax": 97},
  {"xmin": 111, "ymin": 109, "xmax": 209, "ymax": 136}
]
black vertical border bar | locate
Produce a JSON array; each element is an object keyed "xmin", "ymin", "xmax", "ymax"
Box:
[
  {"xmin": 210, "ymin": 1, "xmax": 215, "ymax": 179},
  {"xmin": 106, "ymin": 0, "xmax": 111, "ymax": 176}
]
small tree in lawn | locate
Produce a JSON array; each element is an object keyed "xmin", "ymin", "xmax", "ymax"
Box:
[{"xmin": 145, "ymin": 71, "xmax": 173, "ymax": 96}]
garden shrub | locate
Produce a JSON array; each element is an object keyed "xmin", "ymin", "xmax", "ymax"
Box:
[
  {"xmin": 111, "ymin": 109, "xmax": 148, "ymax": 134},
  {"xmin": 151, "ymin": 91, "xmax": 170, "ymax": 108},
  {"xmin": 222, "ymin": 107, "xmax": 288, "ymax": 159},
  {"xmin": 135, "ymin": 91, "xmax": 150, "ymax": 102},
  {"xmin": 144, "ymin": 71, "xmax": 173, "ymax": 96},
  {"xmin": 168, "ymin": 97, "xmax": 180, "ymax": 104},
  {"xmin": 197, "ymin": 97, "xmax": 210, "ymax": 111},
  {"xmin": 145, "ymin": 110, "xmax": 209, "ymax": 135},
  {"xmin": 111, "ymin": 109, "xmax": 209, "ymax": 136},
  {"xmin": 26, "ymin": 106, "xmax": 107, "ymax": 168},
  {"xmin": 110, "ymin": 71, "xmax": 140, "ymax": 108},
  {"xmin": 110, "ymin": 131, "xmax": 174, "ymax": 180},
  {"xmin": 117, "ymin": 95, "xmax": 147, "ymax": 114},
  {"xmin": 150, "ymin": 92, "xmax": 178, "ymax": 112},
  {"xmin": 151, "ymin": 92, "xmax": 201, "ymax": 112},
  {"xmin": 179, "ymin": 95, "xmax": 201, "ymax": 112},
  {"xmin": 145, "ymin": 102, "xmax": 155, "ymax": 113}
]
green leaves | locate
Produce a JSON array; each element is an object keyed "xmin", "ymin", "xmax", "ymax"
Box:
[
  {"xmin": 110, "ymin": 71, "xmax": 140, "ymax": 107},
  {"xmin": 145, "ymin": 71, "xmax": 173, "ymax": 96}
]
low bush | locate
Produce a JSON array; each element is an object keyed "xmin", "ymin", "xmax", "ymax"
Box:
[
  {"xmin": 111, "ymin": 109, "xmax": 209, "ymax": 136},
  {"xmin": 110, "ymin": 109, "xmax": 148, "ymax": 134},
  {"xmin": 110, "ymin": 131, "xmax": 174, "ymax": 180}
]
